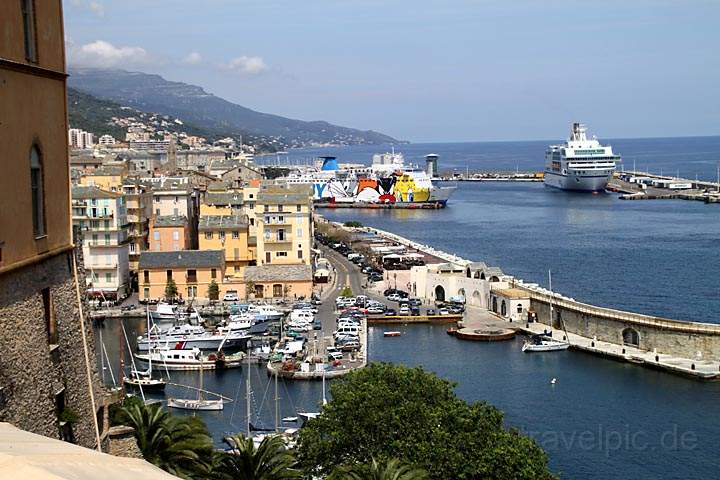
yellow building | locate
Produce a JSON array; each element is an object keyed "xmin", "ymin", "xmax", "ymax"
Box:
[
  {"xmin": 78, "ymin": 164, "xmax": 128, "ymax": 192},
  {"xmin": 122, "ymin": 181, "xmax": 153, "ymax": 271},
  {"xmin": 255, "ymin": 184, "xmax": 313, "ymax": 266},
  {"xmin": 149, "ymin": 216, "xmax": 190, "ymax": 252},
  {"xmin": 139, "ymin": 250, "xmax": 224, "ymax": 301},
  {"xmin": 198, "ymin": 215, "xmax": 253, "ymax": 277},
  {"xmin": 199, "ymin": 191, "xmax": 244, "ymax": 216}
]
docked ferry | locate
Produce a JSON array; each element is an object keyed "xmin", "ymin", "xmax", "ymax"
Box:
[
  {"xmin": 544, "ymin": 123, "xmax": 620, "ymax": 192},
  {"xmin": 284, "ymin": 152, "xmax": 455, "ymax": 208}
]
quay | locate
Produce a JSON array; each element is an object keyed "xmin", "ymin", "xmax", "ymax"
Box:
[
  {"xmin": 608, "ymin": 171, "xmax": 720, "ymax": 203},
  {"xmin": 437, "ymin": 170, "xmax": 543, "ymax": 182},
  {"xmin": 330, "ymin": 221, "xmax": 720, "ymax": 380}
]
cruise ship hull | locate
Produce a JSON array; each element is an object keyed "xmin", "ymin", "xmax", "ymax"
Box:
[{"xmin": 543, "ymin": 171, "xmax": 612, "ymax": 192}]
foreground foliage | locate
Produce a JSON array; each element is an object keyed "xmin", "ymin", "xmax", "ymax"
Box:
[
  {"xmin": 121, "ymin": 400, "xmax": 214, "ymax": 479},
  {"xmin": 216, "ymin": 434, "xmax": 301, "ymax": 480},
  {"xmin": 330, "ymin": 457, "xmax": 429, "ymax": 480},
  {"xmin": 297, "ymin": 362, "xmax": 556, "ymax": 480}
]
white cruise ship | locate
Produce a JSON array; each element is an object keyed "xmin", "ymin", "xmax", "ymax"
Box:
[{"xmin": 544, "ymin": 123, "xmax": 620, "ymax": 192}]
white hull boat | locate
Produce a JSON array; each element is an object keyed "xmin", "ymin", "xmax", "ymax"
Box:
[
  {"xmin": 522, "ymin": 338, "xmax": 570, "ymax": 352},
  {"xmin": 167, "ymin": 398, "xmax": 224, "ymax": 411},
  {"xmin": 135, "ymin": 348, "xmax": 245, "ymax": 370}
]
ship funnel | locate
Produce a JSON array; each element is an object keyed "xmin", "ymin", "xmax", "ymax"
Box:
[
  {"xmin": 320, "ymin": 156, "xmax": 339, "ymax": 171},
  {"xmin": 425, "ymin": 154, "xmax": 439, "ymax": 178}
]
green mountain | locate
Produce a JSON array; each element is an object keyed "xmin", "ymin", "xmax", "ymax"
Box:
[{"xmin": 68, "ymin": 68, "xmax": 401, "ymax": 149}]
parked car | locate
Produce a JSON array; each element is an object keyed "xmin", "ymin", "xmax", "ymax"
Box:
[
  {"xmin": 366, "ymin": 305, "xmax": 385, "ymax": 314},
  {"xmin": 328, "ymin": 351, "xmax": 344, "ymax": 361},
  {"xmin": 223, "ymin": 292, "xmax": 239, "ymax": 302},
  {"xmin": 369, "ymin": 273, "xmax": 384, "ymax": 282},
  {"xmin": 439, "ymin": 308, "xmax": 450, "ymax": 315},
  {"xmin": 385, "ymin": 308, "xmax": 397, "ymax": 316},
  {"xmin": 426, "ymin": 308, "xmax": 436, "ymax": 316},
  {"xmin": 399, "ymin": 305, "xmax": 410, "ymax": 315}
]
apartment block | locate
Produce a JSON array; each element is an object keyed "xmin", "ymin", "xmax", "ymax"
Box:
[
  {"xmin": 72, "ymin": 186, "xmax": 130, "ymax": 300},
  {"xmin": 122, "ymin": 181, "xmax": 153, "ymax": 271},
  {"xmin": 255, "ymin": 185, "xmax": 313, "ymax": 266},
  {"xmin": 149, "ymin": 216, "xmax": 190, "ymax": 252},
  {"xmin": 139, "ymin": 250, "xmax": 224, "ymax": 301},
  {"xmin": 198, "ymin": 215, "xmax": 253, "ymax": 277}
]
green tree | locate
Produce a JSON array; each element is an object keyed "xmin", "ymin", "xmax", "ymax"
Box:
[
  {"xmin": 245, "ymin": 281, "xmax": 257, "ymax": 299},
  {"xmin": 343, "ymin": 221, "xmax": 363, "ymax": 228},
  {"xmin": 208, "ymin": 280, "xmax": 220, "ymax": 301},
  {"xmin": 216, "ymin": 434, "xmax": 301, "ymax": 480},
  {"xmin": 121, "ymin": 401, "xmax": 213, "ymax": 479},
  {"xmin": 165, "ymin": 278, "xmax": 178, "ymax": 300},
  {"xmin": 297, "ymin": 363, "xmax": 555, "ymax": 480},
  {"xmin": 339, "ymin": 286, "xmax": 353, "ymax": 298},
  {"xmin": 330, "ymin": 458, "xmax": 429, "ymax": 480}
]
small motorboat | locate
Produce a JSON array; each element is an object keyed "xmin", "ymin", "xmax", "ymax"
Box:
[
  {"xmin": 446, "ymin": 327, "xmax": 458, "ymax": 336},
  {"xmin": 522, "ymin": 334, "xmax": 569, "ymax": 352},
  {"xmin": 282, "ymin": 416, "xmax": 299, "ymax": 423},
  {"xmin": 123, "ymin": 374, "xmax": 166, "ymax": 392},
  {"xmin": 167, "ymin": 398, "xmax": 224, "ymax": 411},
  {"xmin": 384, "ymin": 331, "xmax": 402, "ymax": 337}
]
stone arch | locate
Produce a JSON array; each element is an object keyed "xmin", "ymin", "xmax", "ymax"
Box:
[
  {"xmin": 434, "ymin": 285, "xmax": 445, "ymax": 302},
  {"xmin": 517, "ymin": 303, "xmax": 523, "ymax": 313},
  {"xmin": 491, "ymin": 296, "xmax": 498, "ymax": 313},
  {"xmin": 480, "ymin": 272, "xmax": 486, "ymax": 280},
  {"xmin": 472, "ymin": 290, "xmax": 481, "ymax": 301},
  {"xmin": 622, "ymin": 327, "xmax": 640, "ymax": 347},
  {"xmin": 466, "ymin": 267, "xmax": 471, "ymax": 278},
  {"xmin": 489, "ymin": 275, "xmax": 500, "ymax": 282},
  {"xmin": 501, "ymin": 300, "xmax": 507, "ymax": 316},
  {"xmin": 474, "ymin": 271, "xmax": 481, "ymax": 279},
  {"xmin": 458, "ymin": 288, "xmax": 465, "ymax": 297}
]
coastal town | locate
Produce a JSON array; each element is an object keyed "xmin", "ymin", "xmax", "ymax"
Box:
[{"xmin": 2, "ymin": 1, "xmax": 720, "ymax": 480}]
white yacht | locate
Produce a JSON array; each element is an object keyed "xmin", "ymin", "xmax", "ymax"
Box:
[{"xmin": 544, "ymin": 123, "xmax": 620, "ymax": 192}]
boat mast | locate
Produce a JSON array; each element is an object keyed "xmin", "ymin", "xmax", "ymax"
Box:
[
  {"xmin": 198, "ymin": 352, "xmax": 204, "ymax": 402},
  {"xmin": 246, "ymin": 353, "xmax": 251, "ymax": 436},
  {"xmin": 274, "ymin": 370, "xmax": 279, "ymax": 433},
  {"xmin": 146, "ymin": 306, "xmax": 153, "ymax": 377}
]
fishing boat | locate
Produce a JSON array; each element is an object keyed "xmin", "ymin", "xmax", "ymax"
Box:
[
  {"xmin": 383, "ymin": 331, "xmax": 402, "ymax": 337},
  {"xmin": 150, "ymin": 302, "xmax": 199, "ymax": 322},
  {"xmin": 137, "ymin": 326, "xmax": 251, "ymax": 352}
]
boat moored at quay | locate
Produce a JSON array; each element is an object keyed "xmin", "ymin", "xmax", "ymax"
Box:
[{"xmin": 544, "ymin": 123, "xmax": 620, "ymax": 192}]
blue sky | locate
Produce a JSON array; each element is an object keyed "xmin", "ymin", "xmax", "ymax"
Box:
[{"xmin": 64, "ymin": 0, "xmax": 720, "ymax": 142}]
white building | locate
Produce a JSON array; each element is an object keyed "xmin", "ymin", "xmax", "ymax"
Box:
[
  {"xmin": 98, "ymin": 134, "xmax": 116, "ymax": 146},
  {"xmin": 68, "ymin": 128, "xmax": 94, "ymax": 149},
  {"xmin": 71, "ymin": 186, "xmax": 131, "ymax": 300}
]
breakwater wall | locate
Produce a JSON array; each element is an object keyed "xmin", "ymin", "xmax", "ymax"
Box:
[{"xmin": 343, "ymin": 224, "xmax": 720, "ymax": 368}]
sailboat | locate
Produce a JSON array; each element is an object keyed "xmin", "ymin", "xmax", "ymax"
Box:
[
  {"xmin": 297, "ymin": 369, "xmax": 328, "ymax": 422},
  {"xmin": 167, "ymin": 351, "xmax": 227, "ymax": 410},
  {"xmin": 522, "ymin": 270, "xmax": 570, "ymax": 353},
  {"xmin": 123, "ymin": 307, "xmax": 167, "ymax": 391}
]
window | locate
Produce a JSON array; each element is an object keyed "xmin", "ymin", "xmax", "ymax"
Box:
[
  {"xmin": 172, "ymin": 230, "xmax": 179, "ymax": 241},
  {"xmin": 30, "ymin": 145, "xmax": 45, "ymax": 237},
  {"xmin": 166, "ymin": 270, "xmax": 173, "ymax": 280},
  {"xmin": 205, "ymin": 231, "xmax": 213, "ymax": 240},
  {"xmin": 143, "ymin": 270, "xmax": 149, "ymax": 283},
  {"xmin": 211, "ymin": 268, "xmax": 217, "ymax": 279},
  {"xmin": 232, "ymin": 231, "xmax": 239, "ymax": 239},
  {"xmin": 234, "ymin": 265, "xmax": 240, "ymax": 273},
  {"xmin": 143, "ymin": 287, "xmax": 150, "ymax": 299},
  {"xmin": 296, "ymin": 204, "xmax": 301, "ymax": 212},
  {"xmin": 278, "ymin": 215, "xmax": 284, "ymax": 223},
  {"xmin": 42, "ymin": 288, "xmax": 58, "ymax": 345},
  {"xmin": 233, "ymin": 247, "xmax": 240, "ymax": 260},
  {"xmin": 264, "ymin": 205, "xmax": 269, "ymax": 212},
  {"xmin": 105, "ymin": 272, "xmax": 112, "ymax": 283},
  {"xmin": 21, "ymin": 0, "xmax": 38, "ymax": 62},
  {"xmin": 250, "ymin": 218, "xmax": 255, "ymax": 226},
  {"xmin": 297, "ymin": 228, "xmax": 303, "ymax": 237},
  {"xmin": 276, "ymin": 251, "xmax": 287, "ymax": 257},
  {"xmin": 104, "ymin": 233, "xmax": 111, "ymax": 245},
  {"xmin": 298, "ymin": 249, "xmax": 303, "ymax": 259},
  {"xmin": 153, "ymin": 231, "xmax": 160, "ymax": 241},
  {"xmin": 219, "ymin": 231, "xmax": 225, "ymax": 240}
]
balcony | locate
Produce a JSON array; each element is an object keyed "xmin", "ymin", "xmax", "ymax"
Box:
[
  {"xmin": 263, "ymin": 217, "xmax": 293, "ymax": 226},
  {"xmin": 264, "ymin": 234, "xmax": 292, "ymax": 244},
  {"xmin": 87, "ymin": 262, "xmax": 118, "ymax": 269}
]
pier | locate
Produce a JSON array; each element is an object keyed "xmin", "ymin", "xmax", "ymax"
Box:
[
  {"xmin": 336, "ymin": 222, "xmax": 720, "ymax": 380},
  {"xmin": 608, "ymin": 170, "xmax": 720, "ymax": 203}
]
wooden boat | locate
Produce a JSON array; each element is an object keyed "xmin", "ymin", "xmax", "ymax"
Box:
[
  {"xmin": 384, "ymin": 331, "xmax": 402, "ymax": 337},
  {"xmin": 123, "ymin": 374, "xmax": 166, "ymax": 392},
  {"xmin": 446, "ymin": 327, "xmax": 458, "ymax": 336},
  {"xmin": 522, "ymin": 338, "xmax": 570, "ymax": 352},
  {"xmin": 167, "ymin": 397, "xmax": 224, "ymax": 410}
]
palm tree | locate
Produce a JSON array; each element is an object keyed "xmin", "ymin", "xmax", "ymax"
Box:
[
  {"xmin": 121, "ymin": 401, "xmax": 213, "ymax": 479},
  {"xmin": 330, "ymin": 458, "xmax": 429, "ymax": 480},
  {"xmin": 217, "ymin": 434, "xmax": 301, "ymax": 480}
]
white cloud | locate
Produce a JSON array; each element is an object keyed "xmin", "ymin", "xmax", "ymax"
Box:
[
  {"xmin": 88, "ymin": 1, "xmax": 105, "ymax": 16},
  {"xmin": 225, "ymin": 56, "xmax": 268, "ymax": 75},
  {"xmin": 68, "ymin": 0, "xmax": 105, "ymax": 17},
  {"xmin": 69, "ymin": 40, "xmax": 151, "ymax": 68},
  {"xmin": 182, "ymin": 52, "xmax": 203, "ymax": 65}
]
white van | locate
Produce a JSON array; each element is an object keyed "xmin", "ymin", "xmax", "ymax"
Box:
[
  {"xmin": 290, "ymin": 310, "xmax": 314, "ymax": 322},
  {"xmin": 335, "ymin": 325, "xmax": 360, "ymax": 337}
]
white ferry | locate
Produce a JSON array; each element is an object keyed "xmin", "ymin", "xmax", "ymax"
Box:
[
  {"xmin": 284, "ymin": 152, "xmax": 455, "ymax": 208},
  {"xmin": 544, "ymin": 123, "xmax": 620, "ymax": 192}
]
